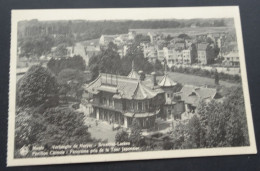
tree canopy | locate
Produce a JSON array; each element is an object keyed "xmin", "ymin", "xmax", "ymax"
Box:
[
  {"xmin": 47, "ymin": 55, "xmax": 86, "ymax": 75},
  {"xmin": 15, "ymin": 107, "xmax": 92, "ymax": 150},
  {"xmin": 17, "ymin": 65, "xmax": 59, "ymax": 108},
  {"xmin": 171, "ymin": 86, "xmax": 249, "ymax": 149},
  {"xmin": 89, "ymin": 42, "xmax": 122, "ymax": 80}
]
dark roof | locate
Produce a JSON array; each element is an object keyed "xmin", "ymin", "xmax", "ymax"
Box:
[
  {"xmin": 85, "ymin": 73, "xmax": 164, "ymax": 100},
  {"xmin": 178, "ymin": 85, "xmax": 217, "ymax": 106}
]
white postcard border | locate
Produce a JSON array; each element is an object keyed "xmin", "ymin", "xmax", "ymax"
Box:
[{"xmin": 7, "ymin": 6, "xmax": 257, "ymax": 167}]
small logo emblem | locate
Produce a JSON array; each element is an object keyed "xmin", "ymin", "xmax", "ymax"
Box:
[{"xmin": 20, "ymin": 146, "xmax": 29, "ymax": 157}]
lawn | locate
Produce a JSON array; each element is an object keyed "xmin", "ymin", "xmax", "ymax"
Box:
[{"xmin": 157, "ymin": 72, "xmax": 237, "ymax": 88}]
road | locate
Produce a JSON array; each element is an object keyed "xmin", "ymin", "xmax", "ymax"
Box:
[{"xmin": 74, "ymin": 42, "xmax": 89, "ymax": 66}]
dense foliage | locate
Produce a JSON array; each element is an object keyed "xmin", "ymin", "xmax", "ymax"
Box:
[
  {"xmin": 17, "ymin": 65, "xmax": 59, "ymax": 108},
  {"xmin": 15, "ymin": 107, "xmax": 92, "ymax": 150},
  {"xmin": 47, "ymin": 55, "xmax": 86, "ymax": 75},
  {"xmin": 15, "ymin": 65, "xmax": 94, "ymax": 156},
  {"xmin": 18, "ymin": 18, "xmax": 230, "ymax": 41},
  {"xmin": 171, "ymin": 86, "xmax": 249, "ymax": 149},
  {"xmin": 115, "ymin": 130, "xmax": 129, "ymax": 143},
  {"xmin": 89, "ymin": 42, "xmax": 122, "ymax": 80},
  {"xmin": 19, "ymin": 36, "xmax": 54, "ymax": 58},
  {"xmin": 121, "ymin": 35, "xmax": 154, "ymax": 75},
  {"xmin": 57, "ymin": 69, "xmax": 87, "ymax": 102}
]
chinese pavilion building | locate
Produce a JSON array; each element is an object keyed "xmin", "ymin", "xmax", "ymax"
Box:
[
  {"xmin": 83, "ymin": 61, "xmax": 186, "ymax": 129},
  {"xmin": 83, "ymin": 71, "xmax": 165, "ymax": 129}
]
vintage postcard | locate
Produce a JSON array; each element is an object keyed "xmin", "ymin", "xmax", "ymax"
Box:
[{"xmin": 8, "ymin": 6, "xmax": 257, "ymax": 166}]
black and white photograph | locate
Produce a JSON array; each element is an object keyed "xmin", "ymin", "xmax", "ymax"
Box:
[{"xmin": 7, "ymin": 7, "xmax": 256, "ymax": 166}]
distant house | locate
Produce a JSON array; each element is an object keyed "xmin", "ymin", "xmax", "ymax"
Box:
[
  {"xmin": 128, "ymin": 31, "xmax": 136, "ymax": 40},
  {"xmin": 223, "ymin": 50, "xmax": 239, "ymax": 66},
  {"xmin": 182, "ymin": 43, "xmax": 197, "ymax": 65},
  {"xmin": 85, "ymin": 45, "xmax": 101, "ymax": 58},
  {"xmin": 99, "ymin": 35, "xmax": 117, "ymax": 47},
  {"xmin": 197, "ymin": 43, "xmax": 214, "ymax": 65},
  {"xmin": 143, "ymin": 44, "xmax": 157, "ymax": 63},
  {"xmin": 182, "ymin": 49, "xmax": 192, "ymax": 64},
  {"xmin": 157, "ymin": 48, "xmax": 166, "ymax": 62},
  {"xmin": 176, "ymin": 85, "xmax": 217, "ymax": 113},
  {"xmin": 190, "ymin": 23, "xmax": 197, "ymax": 28},
  {"xmin": 66, "ymin": 46, "xmax": 75, "ymax": 57},
  {"xmin": 176, "ymin": 50, "xmax": 183, "ymax": 64},
  {"xmin": 167, "ymin": 48, "xmax": 178, "ymax": 67}
]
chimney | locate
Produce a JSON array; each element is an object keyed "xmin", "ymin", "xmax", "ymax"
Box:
[
  {"xmin": 138, "ymin": 70, "xmax": 145, "ymax": 81},
  {"xmin": 151, "ymin": 72, "xmax": 157, "ymax": 86}
]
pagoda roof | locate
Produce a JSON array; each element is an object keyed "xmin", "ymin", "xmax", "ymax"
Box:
[
  {"xmin": 158, "ymin": 74, "xmax": 177, "ymax": 87},
  {"xmin": 127, "ymin": 70, "xmax": 140, "ymax": 79},
  {"xmin": 85, "ymin": 73, "xmax": 164, "ymax": 100}
]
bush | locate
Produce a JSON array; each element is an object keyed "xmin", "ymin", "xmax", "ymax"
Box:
[
  {"xmin": 115, "ymin": 130, "xmax": 129, "ymax": 143},
  {"xmin": 163, "ymin": 140, "xmax": 174, "ymax": 150}
]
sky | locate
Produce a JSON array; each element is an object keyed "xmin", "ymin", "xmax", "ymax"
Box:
[{"xmin": 12, "ymin": 6, "xmax": 239, "ymax": 21}]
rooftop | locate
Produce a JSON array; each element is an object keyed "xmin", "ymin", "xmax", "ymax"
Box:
[
  {"xmin": 85, "ymin": 73, "xmax": 164, "ymax": 100},
  {"xmin": 158, "ymin": 74, "xmax": 177, "ymax": 87},
  {"xmin": 197, "ymin": 43, "xmax": 209, "ymax": 51},
  {"xmin": 178, "ymin": 85, "xmax": 217, "ymax": 106}
]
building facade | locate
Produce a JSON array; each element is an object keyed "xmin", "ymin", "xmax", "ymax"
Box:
[
  {"xmin": 197, "ymin": 43, "xmax": 214, "ymax": 65},
  {"xmin": 83, "ymin": 72, "xmax": 165, "ymax": 129}
]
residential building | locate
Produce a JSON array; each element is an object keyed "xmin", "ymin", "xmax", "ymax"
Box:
[
  {"xmin": 157, "ymin": 48, "xmax": 166, "ymax": 62},
  {"xmin": 167, "ymin": 48, "xmax": 178, "ymax": 67},
  {"xmin": 223, "ymin": 50, "xmax": 239, "ymax": 66},
  {"xmin": 143, "ymin": 44, "xmax": 157, "ymax": 63},
  {"xmin": 99, "ymin": 35, "xmax": 117, "ymax": 47},
  {"xmin": 182, "ymin": 49, "xmax": 192, "ymax": 64},
  {"xmin": 176, "ymin": 85, "xmax": 217, "ymax": 113},
  {"xmin": 197, "ymin": 43, "xmax": 214, "ymax": 65},
  {"xmin": 85, "ymin": 45, "xmax": 101, "ymax": 58}
]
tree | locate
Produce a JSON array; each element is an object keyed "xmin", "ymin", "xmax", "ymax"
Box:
[
  {"xmin": 172, "ymin": 122, "xmax": 187, "ymax": 149},
  {"xmin": 89, "ymin": 42, "xmax": 122, "ymax": 80},
  {"xmin": 223, "ymin": 86, "xmax": 249, "ymax": 146},
  {"xmin": 15, "ymin": 109, "xmax": 46, "ymax": 149},
  {"xmin": 20, "ymin": 36, "xmax": 54, "ymax": 58},
  {"xmin": 47, "ymin": 55, "xmax": 86, "ymax": 75},
  {"xmin": 196, "ymin": 87, "xmax": 249, "ymax": 148},
  {"xmin": 178, "ymin": 33, "xmax": 191, "ymax": 40},
  {"xmin": 17, "ymin": 65, "xmax": 59, "ymax": 108},
  {"xmin": 57, "ymin": 69, "xmax": 87, "ymax": 101},
  {"xmin": 121, "ymin": 37, "xmax": 153, "ymax": 75},
  {"xmin": 39, "ymin": 107, "xmax": 92, "ymax": 147},
  {"xmin": 54, "ymin": 43, "xmax": 68, "ymax": 57},
  {"xmin": 115, "ymin": 130, "xmax": 129, "ymax": 143},
  {"xmin": 185, "ymin": 115, "xmax": 202, "ymax": 148},
  {"xmin": 15, "ymin": 107, "xmax": 93, "ymax": 151},
  {"xmin": 129, "ymin": 119, "xmax": 143, "ymax": 146}
]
